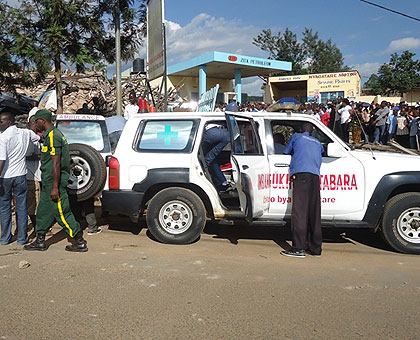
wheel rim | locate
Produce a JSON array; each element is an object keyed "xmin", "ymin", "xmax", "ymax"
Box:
[
  {"xmin": 68, "ymin": 156, "xmax": 92, "ymax": 190},
  {"xmin": 158, "ymin": 200, "xmax": 193, "ymax": 235},
  {"xmin": 396, "ymin": 207, "xmax": 420, "ymax": 243}
]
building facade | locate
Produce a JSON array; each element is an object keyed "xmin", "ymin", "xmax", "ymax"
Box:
[{"xmin": 265, "ymin": 71, "xmax": 361, "ymax": 104}]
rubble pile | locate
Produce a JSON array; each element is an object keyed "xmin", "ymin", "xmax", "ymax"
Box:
[{"xmin": 18, "ymin": 70, "xmax": 182, "ymax": 116}]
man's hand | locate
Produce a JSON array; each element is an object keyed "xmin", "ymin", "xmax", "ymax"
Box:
[{"xmin": 50, "ymin": 187, "xmax": 59, "ymax": 201}]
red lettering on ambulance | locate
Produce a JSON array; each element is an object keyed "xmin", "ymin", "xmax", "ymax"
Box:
[
  {"xmin": 351, "ymin": 174, "xmax": 357, "ymax": 190},
  {"xmin": 330, "ymin": 175, "xmax": 336, "ymax": 190}
]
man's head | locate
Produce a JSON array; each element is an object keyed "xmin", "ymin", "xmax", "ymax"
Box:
[
  {"xmin": 28, "ymin": 115, "xmax": 36, "ymax": 132},
  {"xmin": 33, "ymin": 109, "xmax": 52, "ymax": 133},
  {"xmin": 302, "ymin": 122, "xmax": 313, "ymax": 134},
  {"xmin": 380, "ymin": 100, "xmax": 387, "ymax": 108},
  {"xmin": 129, "ymin": 91, "xmax": 137, "ymax": 105},
  {"xmin": 0, "ymin": 112, "xmax": 14, "ymax": 132}
]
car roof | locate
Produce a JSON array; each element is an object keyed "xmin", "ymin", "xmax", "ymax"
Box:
[{"xmin": 129, "ymin": 111, "xmax": 302, "ymax": 119}]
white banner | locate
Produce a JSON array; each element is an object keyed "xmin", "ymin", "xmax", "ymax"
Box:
[
  {"xmin": 147, "ymin": 0, "xmax": 165, "ymax": 81},
  {"xmin": 197, "ymin": 84, "xmax": 219, "ymax": 112}
]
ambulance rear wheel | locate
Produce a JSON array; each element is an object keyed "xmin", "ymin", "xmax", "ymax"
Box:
[{"xmin": 146, "ymin": 188, "xmax": 206, "ymax": 244}]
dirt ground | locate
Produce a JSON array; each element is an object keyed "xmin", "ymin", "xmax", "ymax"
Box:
[{"xmin": 1, "ymin": 214, "xmax": 419, "ymax": 340}]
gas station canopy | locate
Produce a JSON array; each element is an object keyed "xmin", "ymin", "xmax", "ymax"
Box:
[
  {"xmin": 168, "ymin": 51, "xmax": 291, "ymax": 78},
  {"xmin": 167, "ymin": 51, "xmax": 291, "ymax": 104}
]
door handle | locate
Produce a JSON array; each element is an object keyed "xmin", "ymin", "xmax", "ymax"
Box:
[
  {"xmin": 242, "ymin": 165, "xmax": 249, "ymax": 170},
  {"xmin": 274, "ymin": 163, "xmax": 289, "ymax": 167}
]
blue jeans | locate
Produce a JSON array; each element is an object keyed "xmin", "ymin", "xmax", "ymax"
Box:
[
  {"xmin": 374, "ymin": 125, "xmax": 386, "ymax": 144},
  {"xmin": 203, "ymin": 127, "xmax": 230, "ymax": 186},
  {"xmin": 0, "ymin": 175, "xmax": 28, "ymax": 245}
]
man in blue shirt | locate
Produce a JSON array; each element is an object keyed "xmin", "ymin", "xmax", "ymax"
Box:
[
  {"xmin": 281, "ymin": 123, "xmax": 324, "ymax": 258},
  {"xmin": 386, "ymin": 107, "xmax": 398, "ymax": 143}
]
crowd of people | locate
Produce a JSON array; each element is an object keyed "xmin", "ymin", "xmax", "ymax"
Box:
[{"xmin": 298, "ymin": 98, "xmax": 420, "ymax": 149}]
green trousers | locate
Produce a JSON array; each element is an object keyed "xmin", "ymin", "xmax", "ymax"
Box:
[{"xmin": 35, "ymin": 185, "xmax": 81, "ymax": 238}]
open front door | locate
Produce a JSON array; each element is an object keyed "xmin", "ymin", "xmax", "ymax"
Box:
[{"xmin": 225, "ymin": 113, "xmax": 270, "ymax": 221}]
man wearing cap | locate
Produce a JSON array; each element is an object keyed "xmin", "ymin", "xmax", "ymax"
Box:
[{"xmin": 24, "ymin": 109, "xmax": 88, "ymax": 252}]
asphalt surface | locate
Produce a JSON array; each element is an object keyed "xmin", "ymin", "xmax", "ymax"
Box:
[{"xmin": 1, "ymin": 215, "xmax": 419, "ymax": 340}]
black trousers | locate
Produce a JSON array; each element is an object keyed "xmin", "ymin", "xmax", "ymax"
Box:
[{"xmin": 291, "ymin": 172, "xmax": 322, "ymax": 254}]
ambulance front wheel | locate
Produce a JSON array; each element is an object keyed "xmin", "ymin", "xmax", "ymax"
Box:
[{"xmin": 381, "ymin": 192, "xmax": 420, "ymax": 254}]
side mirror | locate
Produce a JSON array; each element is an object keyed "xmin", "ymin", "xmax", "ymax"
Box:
[{"xmin": 327, "ymin": 142, "xmax": 347, "ymax": 158}]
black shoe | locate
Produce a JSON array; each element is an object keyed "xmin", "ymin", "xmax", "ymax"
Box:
[
  {"xmin": 65, "ymin": 232, "xmax": 88, "ymax": 252},
  {"xmin": 219, "ymin": 183, "xmax": 234, "ymax": 193},
  {"xmin": 307, "ymin": 250, "xmax": 321, "ymax": 257},
  {"xmin": 280, "ymin": 250, "xmax": 306, "ymax": 258},
  {"xmin": 23, "ymin": 233, "xmax": 47, "ymax": 251}
]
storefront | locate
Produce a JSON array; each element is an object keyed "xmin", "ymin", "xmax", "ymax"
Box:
[{"xmin": 265, "ymin": 71, "xmax": 361, "ymax": 104}]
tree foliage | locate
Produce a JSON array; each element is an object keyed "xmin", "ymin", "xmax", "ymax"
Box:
[
  {"xmin": 253, "ymin": 27, "xmax": 349, "ymax": 75},
  {"xmin": 378, "ymin": 51, "xmax": 420, "ymax": 96},
  {"xmin": 363, "ymin": 51, "xmax": 420, "ymax": 96},
  {"xmin": 1, "ymin": 0, "xmax": 146, "ymax": 113},
  {"xmin": 363, "ymin": 74, "xmax": 382, "ymax": 95},
  {"xmin": 0, "ymin": 2, "xmax": 49, "ymax": 94}
]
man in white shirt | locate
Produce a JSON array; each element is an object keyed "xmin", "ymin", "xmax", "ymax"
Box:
[
  {"xmin": 123, "ymin": 91, "xmax": 139, "ymax": 120},
  {"xmin": 0, "ymin": 112, "xmax": 40, "ymax": 245},
  {"xmin": 338, "ymin": 98, "xmax": 352, "ymax": 143}
]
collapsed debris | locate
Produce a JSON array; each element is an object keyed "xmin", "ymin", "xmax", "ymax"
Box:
[{"xmin": 12, "ymin": 70, "xmax": 183, "ymax": 125}]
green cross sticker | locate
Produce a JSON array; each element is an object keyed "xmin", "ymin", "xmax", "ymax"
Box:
[{"xmin": 157, "ymin": 125, "xmax": 178, "ymax": 146}]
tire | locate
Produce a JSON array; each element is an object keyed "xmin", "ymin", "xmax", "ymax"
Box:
[
  {"xmin": 381, "ymin": 192, "xmax": 420, "ymax": 254},
  {"xmin": 146, "ymin": 187, "xmax": 206, "ymax": 244},
  {"xmin": 67, "ymin": 143, "xmax": 107, "ymax": 201}
]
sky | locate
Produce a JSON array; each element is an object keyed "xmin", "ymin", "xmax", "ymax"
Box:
[
  {"xmin": 130, "ymin": 0, "xmax": 420, "ymax": 96},
  {"xmin": 6, "ymin": 0, "xmax": 420, "ymax": 96}
]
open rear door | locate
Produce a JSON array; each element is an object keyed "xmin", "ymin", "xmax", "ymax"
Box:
[{"xmin": 225, "ymin": 113, "xmax": 270, "ymax": 221}]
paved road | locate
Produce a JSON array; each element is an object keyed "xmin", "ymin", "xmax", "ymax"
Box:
[{"xmin": 1, "ymin": 216, "xmax": 419, "ymax": 340}]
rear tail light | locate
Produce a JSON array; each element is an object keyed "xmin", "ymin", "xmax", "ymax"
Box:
[{"xmin": 109, "ymin": 156, "xmax": 120, "ymax": 189}]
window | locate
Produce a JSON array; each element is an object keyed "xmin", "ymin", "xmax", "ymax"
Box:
[
  {"xmin": 57, "ymin": 120, "xmax": 109, "ymax": 152},
  {"xmin": 137, "ymin": 120, "xmax": 197, "ymax": 152},
  {"xmin": 226, "ymin": 115, "xmax": 262, "ymax": 155},
  {"xmin": 270, "ymin": 120, "xmax": 332, "ymax": 156}
]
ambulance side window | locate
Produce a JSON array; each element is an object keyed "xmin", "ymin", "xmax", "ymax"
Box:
[{"xmin": 270, "ymin": 120, "xmax": 332, "ymax": 156}]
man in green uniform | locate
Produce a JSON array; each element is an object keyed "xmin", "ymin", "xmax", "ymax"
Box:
[{"xmin": 24, "ymin": 109, "xmax": 88, "ymax": 252}]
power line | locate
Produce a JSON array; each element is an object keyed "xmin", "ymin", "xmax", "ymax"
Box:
[{"xmin": 360, "ymin": 0, "xmax": 420, "ymax": 22}]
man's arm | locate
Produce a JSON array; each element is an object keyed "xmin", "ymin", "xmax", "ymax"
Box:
[
  {"xmin": 283, "ymin": 134, "xmax": 296, "ymax": 155},
  {"xmin": 0, "ymin": 160, "xmax": 5, "ymax": 179},
  {"xmin": 50, "ymin": 154, "xmax": 61, "ymax": 200},
  {"xmin": 374, "ymin": 108, "xmax": 389, "ymax": 123},
  {"xmin": 29, "ymin": 130, "xmax": 40, "ymax": 143},
  {"xmin": 0, "ymin": 140, "xmax": 6, "ymax": 180}
]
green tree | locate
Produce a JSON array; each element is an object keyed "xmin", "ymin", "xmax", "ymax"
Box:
[
  {"xmin": 4, "ymin": 0, "xmax": 146, "ymax": 113},
  {"xmin": 377, "ymin": 51, "xmax": 420, "ymax": 96},
  {"xmin": 363, "ymin": 73, "xmax": 383, "ymax": 95},
  {"xmin": 253, "ymin": 28, "xmax": 305, "ymax": 75},
  {"xmin": 253, "ymin": 27, "xmax": 349, "ymax": 75},
  {"xmin": 0, "ymin": 2, "xmax": 49, "ymax": 94}
]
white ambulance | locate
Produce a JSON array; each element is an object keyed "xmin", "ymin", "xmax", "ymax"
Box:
[{"xmin": 101, "ymin": 111, "xmax": 420, "ymax": 254}]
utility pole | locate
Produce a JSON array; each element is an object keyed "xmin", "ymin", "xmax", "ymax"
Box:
[{"xmin": 115, "ymin": 0, "xmax": 122, "ymax": 116}]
